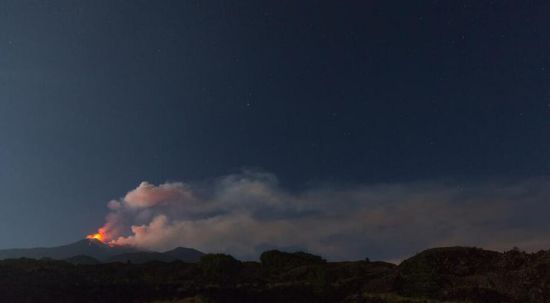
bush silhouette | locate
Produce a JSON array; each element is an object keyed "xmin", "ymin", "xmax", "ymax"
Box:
[
  {"xmin": 260, "ymin": 250, "xmax": 326, "ymax": 271},
  {"xmin": 199, "ymin": 254, "xmax": 242, "ymax": 279}
]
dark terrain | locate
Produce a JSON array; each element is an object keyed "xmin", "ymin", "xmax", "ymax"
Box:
[{"xmin": 1, "ymin": 241, "xmax": 550, "ymax": 302}]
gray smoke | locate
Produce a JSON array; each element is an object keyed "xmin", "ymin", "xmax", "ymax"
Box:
[{"xmin": 96, "ymin": 170, "xmax": 550, "ymax": 261}]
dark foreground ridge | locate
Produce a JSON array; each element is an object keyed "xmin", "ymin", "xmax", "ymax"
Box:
[{"xmin": 0, "ymin": 245, "xmax": 549, "ymax": 302}]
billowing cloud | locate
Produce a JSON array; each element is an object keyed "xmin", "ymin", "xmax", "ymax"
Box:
[
  {"xmin": 95, "ymin": 170, "xmax": 550, "ymax": 261},
  {"xmin": 123, "ymin": 181, "xmax": 192, "ymax": 208}
]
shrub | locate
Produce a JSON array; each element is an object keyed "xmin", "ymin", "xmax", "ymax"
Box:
[
  {"xmin": 199, "ymin": 254, "xmax": 242, "ymax": 278},
  {"xmin": 260, "ymin": 250, "xmax": 326, "ymax": 271}
]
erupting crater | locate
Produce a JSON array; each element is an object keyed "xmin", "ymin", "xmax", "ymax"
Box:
[{"xmin": 86, "ymin": 228, "xmax": 109, "ymax": 244}]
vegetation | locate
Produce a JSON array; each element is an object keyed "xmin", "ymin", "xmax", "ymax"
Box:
[
  {"xmin": 260, "ymin": 250, "xmax": 326, "ymax": 270},
  {"xmin": 199, "ymin": 254, "xmax": 242, "ymax": 282},
  {"xmin": 2, "ymin": 247, "xmax": 550, "ymax": 302}
]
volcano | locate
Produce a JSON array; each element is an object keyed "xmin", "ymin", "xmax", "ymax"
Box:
[
  {"xmin": 0, "ymin": 239, "xmax": 204, "ymax": 263},
  {"xmin": 0, "ymin": 238, "xmax": 138, "ymax": 260}
]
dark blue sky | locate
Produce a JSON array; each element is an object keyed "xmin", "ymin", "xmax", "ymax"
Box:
[{"xmin": 0, "ymin": 1, "xmax": 549, "ymax": 251}]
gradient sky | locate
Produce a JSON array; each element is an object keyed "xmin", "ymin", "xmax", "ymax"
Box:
[{"xmin": 0, "ymin": 1, "xmax": 549, "ymax": 258}]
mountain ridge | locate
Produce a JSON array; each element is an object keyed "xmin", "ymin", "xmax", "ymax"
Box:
[{"xmin": 0, "ymin": 238, "xmax": 205, "ymax": 263}]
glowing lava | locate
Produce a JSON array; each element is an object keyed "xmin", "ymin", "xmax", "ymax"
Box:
[
  {"xmin": 86, "ymin": 233, "xmax": 104, "ymax": 242},
  {"xmin": 86, "ymin": 228, "xmax": 107, "ymax": 242}
]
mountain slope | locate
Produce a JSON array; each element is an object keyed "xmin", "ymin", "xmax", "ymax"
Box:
[
  {"xmin": 0, "ymin": 239, "xmax": 140, "ymax": 261},
  {"xmin": 107, "ymin": 251, "xmax": 177, "ymax": 264},
  {"xmin": 0, "ymin": 239, "xmax": 205, "ymax": 263},
  {"xmin": 163, "ymin": 247, "xmax": 205, "ymax": 262},
  {"xmin": 107, "ymin": 247, "xmax": 205, "ymax": 264},
  {"xmin": 64, "ymin": 255, "xmax": 101, "ymax": 265}
]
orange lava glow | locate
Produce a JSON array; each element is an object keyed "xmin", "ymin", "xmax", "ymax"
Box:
[
  {"xmin": 86, "ymin": 228, "xmax": 107, "ymax": 242},
  {"xmin": 86, "ymin": 233, "xmax": 104, "ymax": 241}
]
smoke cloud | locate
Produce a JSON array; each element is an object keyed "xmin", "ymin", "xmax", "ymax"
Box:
[{"xmin": 96, "ymin": 170, "xmax": 550, "ymax": 261}]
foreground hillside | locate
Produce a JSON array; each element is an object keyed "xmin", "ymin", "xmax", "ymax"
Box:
[{"xmin": 1, "ymin": 247, "xmax": 549, "ymax": 302}]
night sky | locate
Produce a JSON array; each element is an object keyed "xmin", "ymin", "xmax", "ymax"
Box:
[{"xmin": 0, "ymin": 1, "xmax": 549, "ymax": 260}]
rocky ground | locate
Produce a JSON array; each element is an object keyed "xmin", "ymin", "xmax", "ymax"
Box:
[{"xmin": 0, "ymin": 247, "xmax": 549, "ymax": 302}]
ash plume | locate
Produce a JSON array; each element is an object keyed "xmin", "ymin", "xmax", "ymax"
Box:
[{"xmin": 94, "ymin": 170, "xmax": 550, "ymax": 261}]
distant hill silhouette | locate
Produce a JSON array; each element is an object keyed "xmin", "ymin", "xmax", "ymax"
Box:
[
  {"xmin": 0, "ymin": 239, "xmax": 204, "ymax": 263},
  {"xmin": 0, "ymin": 239, "xmax": 138, "ymax": 260},
  {"xmin": 163, "ymin": 247, "xmax": 205, "ymax": 262},
  {"xmin": 107, "ymin": 252, "xmax": 176, "ymax": 264},
  {"xmin": 64, "ymin": 255, "xmax": 101, "ymax": 265}
]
